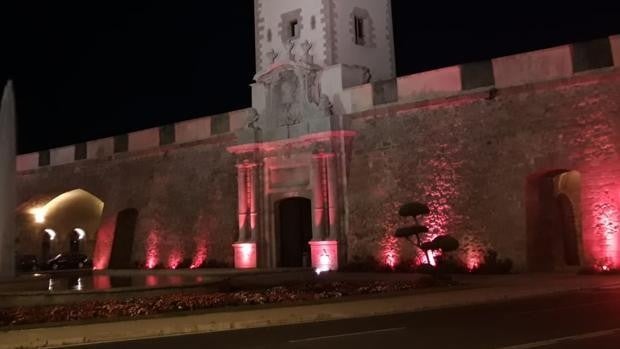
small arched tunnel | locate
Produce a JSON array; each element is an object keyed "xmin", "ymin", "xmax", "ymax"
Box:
[
  {"xmin": 526, "ymin": 170, "xmax": 582, "ymax": 271},
  {"xmin": 17, "ymin": 189, "xmax": 104, "ymax": 266}
]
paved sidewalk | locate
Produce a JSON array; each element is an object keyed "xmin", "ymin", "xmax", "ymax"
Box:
[{"xmin": 1, "ymin": 273, "xmax": 619, "ymax": 349}]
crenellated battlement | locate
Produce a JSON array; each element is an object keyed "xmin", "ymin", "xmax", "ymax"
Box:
[{"xmin": 17, "ymin": 34, "xmax": 620, "ymax": 173}]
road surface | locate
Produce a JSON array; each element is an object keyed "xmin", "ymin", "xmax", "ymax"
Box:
[{"xmin": 69, "ymin": 285, "xmax": 620, "ymax": 349}]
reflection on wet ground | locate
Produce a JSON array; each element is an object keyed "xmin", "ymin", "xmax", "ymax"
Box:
[{"xmin": 0, "ymin": 273, "xmax": 214, "ymax": 293}]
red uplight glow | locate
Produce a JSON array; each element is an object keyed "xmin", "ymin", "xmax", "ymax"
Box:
[
  {"xmin": 145, "ymin": 230, "xmax": 160, "ymax": 269},
  {"xmin": 191, "ymin": 238, "xmax": 208, "ymax": 269},
  {"xmin": 233, "ymin": 242, "xmax": 257, "ymax": 269},
  {"xmin": 92, "ymin": 215, "xmax": 117, "ymax": 270},
  {"xmin": 167, "ymin": 249, "xmax": 184, "ymax": 270},
  {"xmin": 380, "ymin": 234, "xmax": 400, "ymax": 269},
  {"xmin": 466, "ymin": 250, "xmax": 483, "ymax": 271},
  {"xmin": 590, "ymin": 198, "xmax": 620, "ymax": 271}
]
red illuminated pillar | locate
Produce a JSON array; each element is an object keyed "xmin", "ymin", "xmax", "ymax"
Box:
[
  {"xmin": 234, "ymin": 160, "xmax": 258, "ymax": 269},
  {"xmin": 236, "ymin": 163, "xmax": 249, "ymax": 242},
  {"xmin": 309, "ymin": 152, "xmax": 339, "ymax": 272}
]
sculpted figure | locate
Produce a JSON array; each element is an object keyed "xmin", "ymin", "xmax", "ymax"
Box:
[{"xmin": 247, "ymin": 108, "xmax": 261, "ymax": 130}]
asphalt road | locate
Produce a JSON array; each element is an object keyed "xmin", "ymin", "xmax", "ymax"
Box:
[{"xmin": 69, "ymin": 286, "xmax": 620, "ymax": 349}]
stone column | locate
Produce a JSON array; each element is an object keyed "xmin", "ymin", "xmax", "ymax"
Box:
[
  {"xmin": 0, "ymin": 81, "xmax": 16, "ymax": 278},
  {"xmin": 233, "ymin": 160, "xmax": 258, "ymax": 269}
]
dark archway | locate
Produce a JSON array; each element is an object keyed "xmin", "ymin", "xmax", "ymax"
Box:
[
  {"xmin": 108, "ymin": 209, "xmax": 139, "ymax": 269},
  {"xmin": 276, "ymin": 197, "xmax": 312, "ymax": 268},
  {"xmin": 556, "ymin": 194, "xmax": 580, "ymax": 266},
  {"xmin": 41, "ymin": 230, "xmax": 51, "ymax": 262},
  {"xmin": 69, "ymin": 230, "xmax": 80, "ymax": 254},
  {"xmin": 526, "ymin": 170, "xmax": 581, "ymax": 271}
]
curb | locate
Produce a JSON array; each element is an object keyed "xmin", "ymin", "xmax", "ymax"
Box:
[{"xmin": 2, "ymin": 280, "xmax": 619, "ymax": 349}]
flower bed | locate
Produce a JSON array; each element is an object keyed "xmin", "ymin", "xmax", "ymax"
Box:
[{"xmin": 0, "ymin": 278, "xmax": 442, "ymax": 327}]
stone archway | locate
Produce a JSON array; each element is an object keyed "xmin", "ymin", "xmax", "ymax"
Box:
[
  {"xmin": 526, "ymin": 170, "xmax": 582, "ymax": 271},
  {"xmin": 275, "ymin": 197, "xmax": 312, "ymax": 267},
  {"xmin": 19, "ymin": 189, "xmax": 104, "ymax": 265}
]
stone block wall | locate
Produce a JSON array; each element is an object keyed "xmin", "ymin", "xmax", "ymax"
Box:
[
  {"xmin": 345, "ymin": 70, "xmax": 620, "ymax": 271},
  {"xmin": 15, "ymin": 34, "xmax": 620, "ymax": 271},
  {"xmin": 16, "ymin": 135, "xmax": 238, "ymax": 269},
  {"xmin": 492, "ymin": 45, "xmax": 573, "ymax": 88}
]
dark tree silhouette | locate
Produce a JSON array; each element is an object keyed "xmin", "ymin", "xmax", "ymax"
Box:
[{"xmin": 395, "ymin": 202, "xmax": 459, "ymax": 269}]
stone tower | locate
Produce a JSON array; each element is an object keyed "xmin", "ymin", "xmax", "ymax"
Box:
[{"xmin": 254, "ymin": 0, "xmax": 395, "ymax": 83}]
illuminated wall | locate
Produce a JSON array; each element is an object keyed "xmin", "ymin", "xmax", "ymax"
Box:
[
  {"xmin": 347, "ymin": 69, "xmax": 620, "ymax": 271},
  {"xmin": 16, "ymin": 137, "xmax": 238, "ymax": 269},
  {"xmin": 14, "ymin": 35, "xmax": 620, "ymax": 272}
]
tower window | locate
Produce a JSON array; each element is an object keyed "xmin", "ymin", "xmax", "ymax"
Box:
[
  {"xmin": 280, "ymin": 9, "xmax": 303, "ymax": 42},
  {"xmin": 351, "ymin": 8, "xmax": 374, "ymax": 47},
  {"xmin": 354, "ymin": 16, "xmax": 365, "ymax": 45},
  {"xmin": 289, "ymin": 20, "xmax": 299, "ymax": 39}
]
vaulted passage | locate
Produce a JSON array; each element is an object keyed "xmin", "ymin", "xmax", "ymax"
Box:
[
  {"xmin": 276, "ymin": 198, "xmax": 312, "ymax": 268},
  {"xmin": 526, "ymin": 170, "xmax": 582, "ymax": 271}
]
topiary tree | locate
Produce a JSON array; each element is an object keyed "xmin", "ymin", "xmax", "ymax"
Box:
[{"xmin": 394, "ymin": 202, "xmax": 459, "ymax": 270}]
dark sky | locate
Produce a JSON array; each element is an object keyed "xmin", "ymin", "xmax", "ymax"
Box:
[{"xmin": 2, "ymin": 2, "xmax": 620, "ymax": 154}]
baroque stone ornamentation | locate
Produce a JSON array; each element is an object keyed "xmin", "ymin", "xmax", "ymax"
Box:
[
  {"xmin": 247, "ymin": 108, "xmax": 261, "ymax": 130},
  {"xmin": 300, "ymin": 40, "xmax": 313, "ymax": 64}
]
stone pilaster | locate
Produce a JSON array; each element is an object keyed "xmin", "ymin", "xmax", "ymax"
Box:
[
  {"xmin": 325, "ymin": 153, "xmax": 339, "ymax": 240},
  {"xmin": 236, "ymin": 164, "xmax": 249, "ymax": 242},
  {"xmin": 311, "ymin": 154, "xmax": 325, "ymax": 240},
  {"xmin": 234, "ymin": 160, "xmax": 258, "ymax": 269}
]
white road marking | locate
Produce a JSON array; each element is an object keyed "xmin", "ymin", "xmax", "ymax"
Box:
[
  {"xmin": 496, "ymin": 328, "xmax": 620, "ymax": 349},
  {"xmin": 288, "ymin": 327, "xmax": 406, "ymax": 343}
]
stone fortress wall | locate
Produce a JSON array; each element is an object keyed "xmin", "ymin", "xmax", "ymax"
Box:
[{"xmin": 15, "ymin": 34, "xmax": 620, "ymax": 270}]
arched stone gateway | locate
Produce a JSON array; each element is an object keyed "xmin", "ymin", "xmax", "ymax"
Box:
[
  {"xmin": 18, "ymin": 189, "xmax": 104, "ymax": 266},
  {"xmin": 526, "ymin": 170, "xmax": 583, "ymax": 271}
]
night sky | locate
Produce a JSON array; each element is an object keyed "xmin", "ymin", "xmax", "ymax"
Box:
[{"xmin": 2, "ymin": 2, "xmax": 620, "ymax": 154}]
